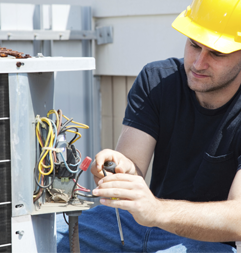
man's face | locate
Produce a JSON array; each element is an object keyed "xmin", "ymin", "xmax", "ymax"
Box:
[{"xmin": 184, "ymin": 38, "xmax": 241, "ymax": 94}]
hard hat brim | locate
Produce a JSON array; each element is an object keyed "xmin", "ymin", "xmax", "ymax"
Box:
[{"xmin": 172, "ymin": 10, "xmax": 241, "ymax": 54}]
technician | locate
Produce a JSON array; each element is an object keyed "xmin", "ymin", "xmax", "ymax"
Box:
[{"xmin": 57, "ymin": 0, "xmax": 241, "ymax": 252}]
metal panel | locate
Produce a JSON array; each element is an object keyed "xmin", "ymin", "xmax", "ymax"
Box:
[
  {"xmin": 81, "ymin": 6, "xmax": 99, "ymax": 195},
  {"xmin": 52, "ymin": 5, "xmax": 82, "ymax": 30},
  {"xmin": 9, "ymin": 72, "xmax": 55, "ymax": 216},
  {"xmin": 0, "ymin": 3, "xmax": 35, "ymax": 30},
  {"xmin": 12, "ymin": 214, "xmax": 56, "ymax": 253},
  {"xmin": 0, "ymin": 57, "xmax": 95, "ymax": 73}
]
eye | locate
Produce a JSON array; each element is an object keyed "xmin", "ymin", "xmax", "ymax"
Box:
[
  {"xmin": 190, "ymin": 42, "xmax": 200, "ymax": 49},
  {"xmin": 211, "ymin": 51, "xmax": 225, "ymax": 58}
]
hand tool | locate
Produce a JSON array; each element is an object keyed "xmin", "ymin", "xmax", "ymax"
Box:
[{"xmin": 103, "ymin": 161, "xmax": 124, "ymax": 246}]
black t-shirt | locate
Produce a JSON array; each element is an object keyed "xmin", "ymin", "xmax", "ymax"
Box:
[{"xmin": 123, "ymin": 58, "xmax": 241, "ymax": 202}]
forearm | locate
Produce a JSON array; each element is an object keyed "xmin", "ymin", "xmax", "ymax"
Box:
[
  {"xmin": 115, "ymin": 125, "xmax": 156, "ymax": 178},
  {"xmin": 155, "ymin": 198, "xmax": 241, "ymax": 242}
]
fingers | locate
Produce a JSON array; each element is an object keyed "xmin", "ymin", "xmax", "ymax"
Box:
[
  {"xmin": 94, "ymin": 149, "xmax": 118, "ymax": 172},
  {"xmin": 90, "ymin": 149, "xmax": 118, "ymax": 182},
  {"xmin": 98, "ymin": 173, "xmax": 145, "ymax": 184},
  {"xmin": 96, "ymin": 180, "xmax": 137, "ymax": 191},
  {"xmin": 93, "ymin": 188, "xmax": 139, "ymax": 200},
  {"xmin": 92, "ymin": 174, "xmax": 147, "ymax": 199},
  {"xmin": 99, "ymin": 198, "xmax": 133, "ymax": 211}
]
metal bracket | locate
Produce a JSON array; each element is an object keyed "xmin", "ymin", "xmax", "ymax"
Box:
[
  {"xmin": 96, "ymin": 26, "xmax": 113, "ymax": 45},
  {"xmin": 0, "ymin": 26, "xmax": 113, "ymax": 45}
]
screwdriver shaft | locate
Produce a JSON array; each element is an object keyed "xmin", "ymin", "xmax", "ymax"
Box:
[
  {"xmin": 115, "ymin": 207, "xmax": 124, "ymax": 245},
  {"xmin": 102, "ymin": 168, "xmax": 124, "ymax": 245}
]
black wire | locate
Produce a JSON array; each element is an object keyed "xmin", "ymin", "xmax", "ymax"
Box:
[
  {"xmin": 71, "ymin": 170, "xmax": 99, "ymax": 198},
  {"xmin": 60, "ymin": 118, "xmax": 73, "ymax": 131},
  {"xmin": 75, "ymin": 191, "xmax": 99, "ymax": 198},
  {"xmin": 58, "ymin": 127, "xmax": 79, "ymax": 145},
  {"xmin": 71, "ymin": 170, "xmax": 84, "ymax": 198},
  {"xmin": 63, "ymin": 212, "xmax": 69, "ymax": 225}
]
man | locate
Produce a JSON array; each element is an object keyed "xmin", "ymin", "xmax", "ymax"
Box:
[{"xmin": 57, "ymin": 0, "xmax": 241, "ymax": 252}]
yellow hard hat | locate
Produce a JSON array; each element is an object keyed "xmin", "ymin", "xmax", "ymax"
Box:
[{"xmin": 172, "ymin": 0, "xmax": 241, "ymax": 54}]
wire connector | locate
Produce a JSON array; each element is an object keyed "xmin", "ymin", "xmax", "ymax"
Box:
[
  {"xmin": 42, "ymin": 147, "xmax": 62, "ymax": 153},
  {"xmin": 80, "ymin": 157, "xmax": 92, "ymax": 171}
]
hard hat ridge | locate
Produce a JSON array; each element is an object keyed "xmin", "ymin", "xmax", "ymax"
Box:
[{"xmin": 172, "ymin": 0, "xmax": 241, "ymax": 53}]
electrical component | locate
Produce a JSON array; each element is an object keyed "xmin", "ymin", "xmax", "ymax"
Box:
[{"xmin": 33, "ymin": 109, "xmax": 93, "ymax": 204}]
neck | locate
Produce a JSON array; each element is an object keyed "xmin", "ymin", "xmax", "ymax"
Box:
[{"xmin": 195, "ymin": 84, "xmax": 241, "ymax": 110}]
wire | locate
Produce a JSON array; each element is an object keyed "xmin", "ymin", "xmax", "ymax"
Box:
[
  {"xmin": 59, "ymin": 127, "xmax": 80, "ymax": 145},
  {"xmin": 71, "ymin": 170, "xmax": 83, "ymax": 198},
  {"xmin": 34, "ymin": 110, "xmax": 90, "ymax": 200},
  {"xmin": 63, "ymin": 212, "xmax": 69, "ymax": 225},
  {"xmin": 36, "ymin": 118, "xmax": 55, "ymax": 175},
  {"xmin": 60, "ymin": 117, "xmax": 73, "ymax": 131},
  {"xmin": 62, "ymin": 114, "xmax": 89, "ymax": 129},
  {"xmin": 72, "ymin": 179, "xmax": 90, "ymax": 192},
  {"xmin": 34, "ymin": 118, "xmax": 57, "ymax": 190},
  {"xmin": 71, "ymin": 169, "xmax": 97, "ymax": 198},
  {"xmin": 34, "ymin": 152, "xmax": 55, "ymax": 189},
  {"xmin": 58, "ymin": 152, "xmax": 81, "ymax": 174},
  {"xmin": 74, "ymin": 188, "xmax": 90, "ymax": 193},
  {"xmin": 47, "ymin": 110, "xmax": 59, "ymax": 132},
  {"xmin": 57, "ymin": 109, "xmax": 63, "ymax": 134},
  {"xmin": 75, "ymin": 191, "xmax": 99, "ymax": 198}
]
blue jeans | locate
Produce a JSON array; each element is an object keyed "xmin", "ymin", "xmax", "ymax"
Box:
[{"xmin": 57, "ymin": 205, "xmax": 236, "ymax": 253}]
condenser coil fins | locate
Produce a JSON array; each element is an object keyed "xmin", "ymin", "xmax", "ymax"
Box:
[{"xmin": 0, "ymin": 74, "xmax": 11, "ymax": 253}]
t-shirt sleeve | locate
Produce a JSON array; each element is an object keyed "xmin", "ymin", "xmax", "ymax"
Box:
[{"xmin": 123, "ymin": 65, "xmax": 161, "ymax": 140}]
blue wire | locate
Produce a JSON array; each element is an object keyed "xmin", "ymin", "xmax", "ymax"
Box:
[
  {"xmin": 50, "ymin": 119, "xmax": 57, "ymax": 147},
  {"xmin": 59, "ymin": 152, "xmax": 81, "ymax": 174},
  {"xmin": 70, "ymin": 151, "xmax": 82, "ymax": 167}
]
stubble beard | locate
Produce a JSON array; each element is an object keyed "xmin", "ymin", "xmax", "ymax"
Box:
[{"xmin": 187, "ymin": 65, "xmax": 241, "ymax": 94}]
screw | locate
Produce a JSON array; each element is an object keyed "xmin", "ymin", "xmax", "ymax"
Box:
[
  {"xmin": 15, "ymin": 204, "xmax": 24, "ymax": 208},
  {"xmin": 16, "ymin": 62, "xmax": 24, "ymax": 68},
  {"xmin": 16, "ymin": 230, "xmax": 24, "ymax": 236}
]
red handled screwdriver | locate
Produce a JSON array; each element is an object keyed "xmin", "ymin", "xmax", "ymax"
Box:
[{"xmin": 103, "ymin": 161, "xmax": 124, "ymax": 246}]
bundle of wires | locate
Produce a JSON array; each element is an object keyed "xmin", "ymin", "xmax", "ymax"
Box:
[{"xmin": 33, "ymin": 109, "xmax": 89, "ymax": 202}]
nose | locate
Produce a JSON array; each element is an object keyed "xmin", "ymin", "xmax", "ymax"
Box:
[{"xmin": 193, "ymin": 49, "xmax": 209, "ymax": 71}]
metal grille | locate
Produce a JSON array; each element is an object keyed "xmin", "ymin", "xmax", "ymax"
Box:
[{"xmin": 0, "ymin": 74, "xmax": 11, "ymax": 252}]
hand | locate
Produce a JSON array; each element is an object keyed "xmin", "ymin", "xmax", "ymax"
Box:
[
  {"xmin": 92, "ymin": 173, "xmax": 159, "ymax": 227},
  {"xmin": 90, "ymin": 149, "xmax": 136, "ymax": 185}
]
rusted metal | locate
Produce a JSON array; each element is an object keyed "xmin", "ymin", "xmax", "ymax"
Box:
[{"xmin": 0, "ymin": 47, "xmax": 31, "ymax": 59}]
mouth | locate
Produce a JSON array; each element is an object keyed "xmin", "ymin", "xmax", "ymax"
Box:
[{"xmin": 191, "ymin": 70, "xmax": 209, "ymax": 79}]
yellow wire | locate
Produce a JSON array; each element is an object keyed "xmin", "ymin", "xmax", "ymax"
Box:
[
  {"xmin": 35, "ymin": 111, "xmax": 89, "ymax": 178},
  {"xmin": 47, "ymin": 109, "xmax": 59, "ymax": 130},
  {"xmin": 37, "ymin": 117, "xmax": 55, "ymax": 175},
  {"xmin": 62, "ymin": 114, "xmax": 89, "ymax": 129},
  {"xmin": 66, "ymin": 129, "xmax": 82, "ymax": 144}
]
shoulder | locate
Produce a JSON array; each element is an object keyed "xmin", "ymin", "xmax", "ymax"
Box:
[
  {"xmin": 135, "ymin": 58, "xmax": 185, "ymax": 94},
  {"xmin": 138, "ymin": 58, "xmax": 185, "ymax": 89},
  {"xmin": 143, "ymin": 58, "xmax": 184, "ymax": 76}
]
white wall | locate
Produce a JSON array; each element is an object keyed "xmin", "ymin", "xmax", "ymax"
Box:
[
  {"xmin": 92, "ymin": 0, "xmax": 189, "ymax": 76},
  {"xmin": 94, "ymin": 14, "xmax": 187, "ymax": 76}
]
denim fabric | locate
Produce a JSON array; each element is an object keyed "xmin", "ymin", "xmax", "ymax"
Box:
[{"xmin": 57, "ymin": 205, "xmax": 236, "ymax": 253}]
